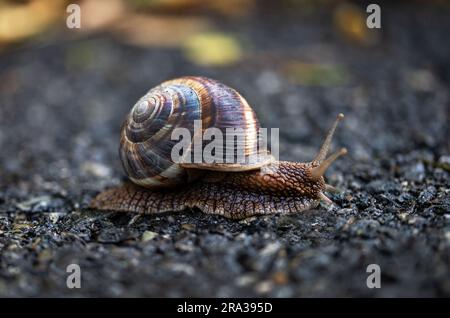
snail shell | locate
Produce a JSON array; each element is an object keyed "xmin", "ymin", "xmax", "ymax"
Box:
[{"xmin": 120, "ymin": 76, "xmax": 272, "ymax": 188}]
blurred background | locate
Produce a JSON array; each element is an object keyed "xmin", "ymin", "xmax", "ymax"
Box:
[
  {"xmin": 1, "ymin": 0, "xmax": 449, "ymax": 176},
  {"xmin": 0, "ymin": 0, "xmax": 449, "ymax": 297}
]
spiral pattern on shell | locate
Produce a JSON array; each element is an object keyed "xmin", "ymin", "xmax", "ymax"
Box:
[{"xmin": 119, "ymin": 76, "xmax": 271, "ymax": 188}]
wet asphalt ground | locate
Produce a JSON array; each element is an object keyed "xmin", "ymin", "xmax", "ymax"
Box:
[{"xmin": 0, "ymin": 3, "xmax": 449, "ymax": 297}]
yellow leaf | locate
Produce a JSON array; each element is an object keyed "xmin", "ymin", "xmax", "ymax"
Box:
[
  {"xmin": 0, "ymin": 0, "xmax": 62, "ymax": 44},
  {"xmin": 183, "ymin": 32, "xmax": 243, "ymax": 66},
  {"xmin": 112, "ymin": 14, "xmax": 210, "ymax": 48},
  {"xmin": 284, "ymin": 62, "xmax": 349, "ymax": 86},
  {"xmin": 334, "ymin": 3, "xmax": 376, "ymax": 45}
]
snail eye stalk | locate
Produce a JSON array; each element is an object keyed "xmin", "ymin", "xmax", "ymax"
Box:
[
  {"xmin": 314, "ymin": 113, "xmax": 345, "ymax": 163},
  {"xmin": 311, "ymin": 148, "xmax": 347, "ymax": 180}
]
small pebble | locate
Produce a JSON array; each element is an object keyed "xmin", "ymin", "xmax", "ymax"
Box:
[
  {"xmin": 142, "ymin": 231, "xmax": 158, "ymax": 242},
  {"xmin": 82, "ymin": 161, "xmax": 111, "ymax": 178}
]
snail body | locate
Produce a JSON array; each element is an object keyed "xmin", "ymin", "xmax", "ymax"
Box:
[{"xmin": 91, "ymin": 76, "xmax": 347, "ymax": 219}]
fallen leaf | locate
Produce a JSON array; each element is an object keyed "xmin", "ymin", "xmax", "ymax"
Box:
[
  {"xmin": 0, "ymin": 0, "xmax": 63, "ymax": 44},
  {"xmin": 78, "ymin": 0, "xmax": 126, "ymax": 31},
  {"xmin": 183, "ymin": 32, "xmax": 243, "ymax": 66},
  {"xmin": 334, "ymin": 3, "xmax": 377, "ymax": 45},
  {"xmin": 112, "ymin": 14, "xmax": 210, "ymax": 47},
  {"xmin": 284, "ymin": 61, "xmax": 349, "ymax": 86}
]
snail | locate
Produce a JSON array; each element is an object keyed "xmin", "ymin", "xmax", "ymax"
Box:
[{"xmin": 90, "ymin": 76, "xmax": 347, "ymax": 219}]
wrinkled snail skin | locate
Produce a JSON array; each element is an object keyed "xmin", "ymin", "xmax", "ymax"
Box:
[
  {"xmin": 90, "ymin": 161, "xmax": 325, "ymax": 220},
  {"xmin": 90, "ymin": 76, "xmax": 347, "ymax": 220}
]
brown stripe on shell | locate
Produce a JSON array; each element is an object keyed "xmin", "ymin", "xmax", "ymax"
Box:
[
  {"xmin": 125, "ymin": 93, "xmax": 173, "ymax": 143},
  {"xmin": 161, "ymin": 76, "xmax": 216, "ymax": 130},
  {"xmin": 164, "ymin": 76, "xmax": 267, "ymax": 168},
  {"xmin": 120, "ymin": 76, "xmax": 272, "ymax": 188},
  {"xmin": 120, "ymin": 79, "xmax": 205, "ymax": 187}
]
